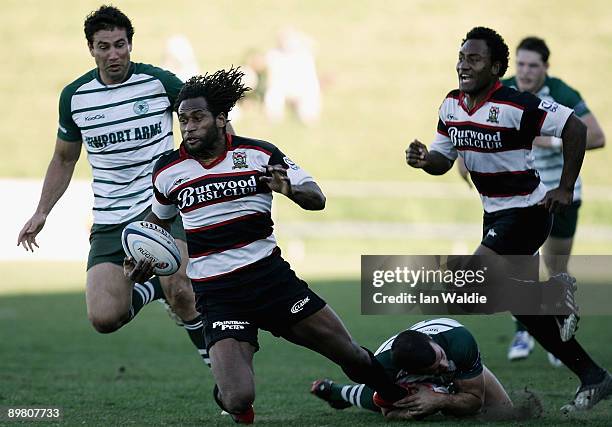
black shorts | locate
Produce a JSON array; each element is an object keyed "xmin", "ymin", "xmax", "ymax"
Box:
[
  {"xmin": 196, "ymin": 259, "xmax": 326, "ymax": 352},
  {"xmin": 482, "ymin": 205, "xmax": 553, "ymax": 255},
  {"xmin": 550, "ymin": 200, "xmax": 581, "ymax": 239}
]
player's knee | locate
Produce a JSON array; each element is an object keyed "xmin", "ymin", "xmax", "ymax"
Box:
[
  {"xmin": 221, "ymin": 389, "xmax": 255, "ymax": 414},
  {"xmin": 164, "ymin": 284, "xmax": 196, "ymax": 317},
  {"xmin": 88, "ymin": 314, "xmax": 123, "ymax": 334}
]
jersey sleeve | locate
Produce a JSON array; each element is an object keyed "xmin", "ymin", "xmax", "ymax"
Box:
[
  {"xmin": 136, "ymin": 63, "xmax": 184, "ymax": 107},
  {"xmin": 553, "ymin": 79, "xmax": 590, "ymax": 118},
  {"xmin": 448, "ymin": 328, "xmax": 483, "ymax": 380},
  {"xmin": 520, "ymin": 92, "xmax": 573, "ymax": 139},
  {"xmin": 374, "ymin": 348, "xmax": 402, "ymax": 382},
  {"xmin": 268, "ymin": 147, "xmax": 314, "ymax": 185},
  {"xmin": 152, "ymin": 157, "xmax": 179, "ymax": 220},
  {"xmin": 57, "ymin": 86, "xmax": 82, "ymax": 142},
  {"xmin": 430, "ymin": 115, "xmax": 458, "ymax": 161}
]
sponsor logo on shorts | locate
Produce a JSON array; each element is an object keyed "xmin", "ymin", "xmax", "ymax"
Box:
[
  {"xmin": 212, "ymin": 320, "xmax": 250, "ymax": 331},
  {"xmin": 486, "ymin": 228, "xmax": 497, "ymax": 238},
  {"xmin": 291, "ymin": 296, "xmax": 310, "ymax": 314}
]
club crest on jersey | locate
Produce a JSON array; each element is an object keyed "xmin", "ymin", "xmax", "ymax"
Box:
[
  {"xmin": 486, "ymin": 106, "xmax": 500, "ymax": 123},
  {"xmin": 232, "ymin": 151, "xmax": 248, "ymax": 169},
  {"xmin": 133, "ymin": 100, "xmax": 150, "ymax": 115}
]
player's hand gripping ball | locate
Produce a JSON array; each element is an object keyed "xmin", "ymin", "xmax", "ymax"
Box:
[{"xmin": 121, "ymin": 221, "xmax": 181, "ymax": 276}]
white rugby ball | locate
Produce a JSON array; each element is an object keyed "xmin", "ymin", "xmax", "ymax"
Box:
[{"xmin": 121, "ymin": 221, "xmax": 181, "ymax": 276}]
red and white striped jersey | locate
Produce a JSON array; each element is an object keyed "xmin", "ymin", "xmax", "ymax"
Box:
[
  {"xmin": 430, "ymin": 81, "xmax": 573, "ymax": 213},
  {"xmin": 152, "ymin": 134, "xmax": 313, "ymax": 288}
]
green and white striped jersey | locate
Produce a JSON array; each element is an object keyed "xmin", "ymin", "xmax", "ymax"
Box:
[
  {"xmin": 58, "ymin": 62, "xmax": 182, "ymax": 224},
  {"xmin": 502, "ymin": 76, "xmax": 590, "ymax": 201},
  {"xmin": 374, "ymin": 318, "xmax": 483, "ymax": 386}
]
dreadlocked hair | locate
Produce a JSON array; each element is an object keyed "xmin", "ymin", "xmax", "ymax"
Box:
[{"xmin": 175, "ymin": 67, "xmax": 250, "ymax": 117}]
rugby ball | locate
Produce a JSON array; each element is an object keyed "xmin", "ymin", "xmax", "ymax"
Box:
[
  {"xmin": 398, "ymin": 381, "xmax": 450, "ymax": 395},
  {"xmin": 121, "ymin": 221, "xmax": 181, "ymax": 276}
]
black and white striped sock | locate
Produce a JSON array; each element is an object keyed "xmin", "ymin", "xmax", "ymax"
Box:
[
  {"xmin": 128, "ymin": 276, "xmax": 164, "ymax": 320},
  {"xmin": 183, "ymin": 315, "xmax": 210, "ymax": 367}
]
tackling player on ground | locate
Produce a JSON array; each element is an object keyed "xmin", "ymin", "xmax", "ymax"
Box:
[
  {"xmin": 311, "ymin": 318, "xmax": 541, "ymax": 421},
  {"xmin": 17, "ymin": 6, "xmax": 211, "ymax": 366},
  {"xmin": 406, "ymin": 27, "xmax": 611, "ymax": 412}
]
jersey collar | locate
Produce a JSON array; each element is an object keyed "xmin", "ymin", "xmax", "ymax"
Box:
[
  {"xmin": 458, "ymin": 80, "xmax": 502, "ymax": 116},
  {"xmin": 94, "ymin": 62, "xmax": 135, "ymax": 87},
  {"xmin": 179, "ymin": 133, "xmax": 233, "ymax": 169}
]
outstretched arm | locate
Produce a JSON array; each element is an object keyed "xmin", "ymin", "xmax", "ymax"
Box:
[
  {"xmin": 260, "ymin": 165, "xmax": 326, "ymax": 210},
  {"xmin": 17, "ymin": 137, "xmax": 81, "ymax": 251},
  {"xmin": 391, "ymin": 374, "xmax": 484, "ymax": 418}
]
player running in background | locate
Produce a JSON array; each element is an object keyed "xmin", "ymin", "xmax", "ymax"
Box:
[
  {"xmin": 129, "ymin": 67, "xmax": 410, "ymax": 423},
  {"xmin": 502, "ymin": 37, "xmax": 606, "ymax": 365},
  {"xmin": 311, "ymin": 318, "xmax": 543, "ymax": 421},
  {"xmin": 17, "ymin": 6, "xmax": 212, "ymax": 366},
  {"xmin": 406, "ymin": 27, "xmax": 611, "ymax": 412}
]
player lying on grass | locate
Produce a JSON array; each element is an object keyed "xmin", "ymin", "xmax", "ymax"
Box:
[{"xmin": 312, "ymin": 318, "xmax": 541, "ymax": 421}]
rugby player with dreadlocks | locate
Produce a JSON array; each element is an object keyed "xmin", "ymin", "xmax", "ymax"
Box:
[{"xmin": 128, "ymin": 67, "xmax": 410, "ymax": 424}]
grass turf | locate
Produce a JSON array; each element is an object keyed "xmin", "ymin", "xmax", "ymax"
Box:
[{"xmin": 1, "ymin": 279, "xmax": 611, "ymax": 426}]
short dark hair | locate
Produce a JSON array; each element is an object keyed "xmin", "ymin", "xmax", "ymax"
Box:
[
  {"xmin": 84, "ymin": 5, "xmax": 134, "ymax": 45},
  {"xmin": 390, "ymin": 330, "xmax": 436, "ymax": 370},
  {"xmin": 517, "ymin": 36, "xmax": 550, "ymax": 63},
  {"xmin": 175, "ymin": 67, "xmax": 251, "ymax": 117},
  {"xmin": 462, "ymin": 27, "xmax": 510, "ymax": 78}
]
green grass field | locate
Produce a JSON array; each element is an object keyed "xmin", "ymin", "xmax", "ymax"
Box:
[
  {"xmin": 2, "ymin": 1, "xmax": 612, "ymax": 425},
  {"xmin": 1, "ymin": 265, "xmax": 611, "ymax": 426}
]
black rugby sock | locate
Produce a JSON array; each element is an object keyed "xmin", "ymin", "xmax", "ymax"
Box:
[
  {"xmin": 183, "ymin": 315, "xmax": 210, "ymax": 367},
  {"xmin": 515, "ymin": 315, "xmax": 605, "ymax": 385}
]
